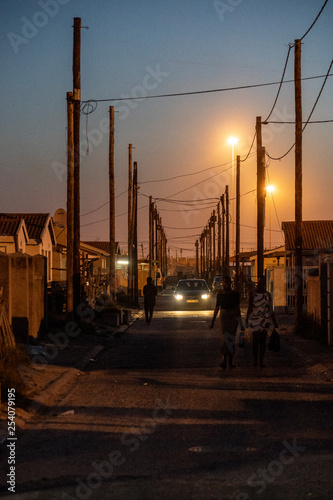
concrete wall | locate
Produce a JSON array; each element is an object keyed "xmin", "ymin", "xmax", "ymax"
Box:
[{"xmin": 0, "ymin": 253, "xmax": 46, "ymax": 342}]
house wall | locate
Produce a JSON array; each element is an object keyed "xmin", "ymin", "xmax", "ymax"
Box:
[
  {"xmin": 0, "ymin": 253, "xmax": 46, "ymax": 341},
  {"xmin": 52, "ymin": 248, "xmax": 67, "ymax": 282},
  {"xmin": 0, "ymin": 237, "xmax": 16, "ymax": 254}
]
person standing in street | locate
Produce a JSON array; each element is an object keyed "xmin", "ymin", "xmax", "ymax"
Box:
[
  {"xmin": 210, "ymin": 275, "xmax": 243, "ymax": 369},
  {"xmin": 143, "ymin": 277, "xmax": 158, "ymax": 324},
  {"xmin": 246, "ymin": 275, "xmax": 278, "ymax": 368}
]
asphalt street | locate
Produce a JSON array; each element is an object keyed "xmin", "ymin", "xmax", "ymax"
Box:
[{"xmin": 1, "ymin": 294, "xmax": 333, "ymax": 499}]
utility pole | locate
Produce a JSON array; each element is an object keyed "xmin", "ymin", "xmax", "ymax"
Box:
[
  {"xmin": 195, "ymin": 240, "xmax": 199, "ymax": 276},
  {"xmin": 236, "ymin": 154, "xmax": 241, "ymax": 292},
  {"xmin": 128, "ymin": 145, "xmax": 133, "ymax": 299},
  {"xmin": 109, "ymin": 106, "xmax": 116, "ymax": 298},
  {"xmin": 164, "ymin": 233, "xmax": 167, "ymax": 279},
  {"xmin": 132, "ymin": 162, "xmax": 138, "ymax": 304},
  {"xmin": 221, "ymin": 194, "xmax": 225, "ymax": 274},
  {"xmin": 200, "ymin": 233, "xmax": 203, "ymax": 277},
  {"xmin": 256, "ymin": 116, "xmax": 265, "ymax": 280},
  {"xmin": 149, "ymin": 196, "xmax": 153, "ymax": 278},
  {"xmin": 66, "ymin": 92, "xmax": 74, "ymax": 315},
  {"xmin": 225, "ymin": 186, "xmax": 230, "ymax": 275},
  {"xmin": 212, "ymin": 210, "xmax": 216, "ymax": 276},
  {"xmin": 295, "ymin": 39, "xmax": 303, "ymax": 330},
  {"xmin": 73, "ymin": 17, "xmax": 81, "ymax": 316},
  {"xmin": 217, "ymin": 200, "xmax": 222, "ymax": 274}
]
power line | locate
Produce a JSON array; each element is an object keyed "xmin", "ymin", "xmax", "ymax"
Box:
[
  {"xmin": 82, "ymin": 73, "xmax": 333, "ymax": 106},
  {"xmin": 264, "ymin": 119, "xmax": 333, "ymax": 124},
  {"xmin": 266, "ymin": 58, "xmax": 333, "ymax": 161},
  {"xmin": 164, "ymin": 225, "xmax": 204, "ymax": 230},
  {"xmin": 300, "ymin": 0, "xmax": 329, "ymax": 40},
  {"xmin": 139, "ymin": 160, "xmax": 233, "ymax": 184},
  {"xmin": 81, "ymin": 189, "xmax": 127, "ymax": 217},
  {"xmin": 264, "ymin": 44, "xmax": 293, "ymax": 123}
]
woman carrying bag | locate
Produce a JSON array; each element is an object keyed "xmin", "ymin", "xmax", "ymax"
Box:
[{"xmin": 246, "ymin": 276, "xmax": 279, "ymax": 368}]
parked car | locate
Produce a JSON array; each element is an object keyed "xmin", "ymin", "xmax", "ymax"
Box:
[
  {"xmin": 173, "ymin": 279, "xmax": 212, "ymax": 309},
  {"xmin": 212, "ymin": 275, "xmax": 224, "ymax": 293}
]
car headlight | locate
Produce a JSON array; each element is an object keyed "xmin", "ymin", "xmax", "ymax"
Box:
[
  {"xmin": 201, "ymin": 294, "xmax": 210, "ymax": 299},
  {"xmin": 175, "ymin": 294, "xmax": 183, "ymax": 300}
]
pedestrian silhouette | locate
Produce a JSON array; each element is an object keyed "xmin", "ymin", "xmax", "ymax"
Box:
[
  {"xmin": 143, "ymin": 277, "xmax": 158, "ymax": 324},
  {"xmin": 210, "ymin": 275, "xmax": 244, "ymax": 369},
  {"xmin": 246, "ymin": 275, "xmax": 278, "ymax": 368}
]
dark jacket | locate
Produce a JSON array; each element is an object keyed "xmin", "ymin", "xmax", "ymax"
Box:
[{"xmin": 143, "ymin": 283, "xmax": 158, "ymax": 307}]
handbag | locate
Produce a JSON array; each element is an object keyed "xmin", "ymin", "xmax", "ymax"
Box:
[{"xmin": 268, "ymin": 328, "xmax": 280, "ymax": 352}]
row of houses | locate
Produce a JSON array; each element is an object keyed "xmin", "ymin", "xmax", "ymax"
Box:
[{"xmin": 1, "ymin": 209, "xmax": 333, "ymax": 343}]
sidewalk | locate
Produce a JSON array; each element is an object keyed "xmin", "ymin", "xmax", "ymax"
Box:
[
  {"xmin": 1, "ymin": 310, "xmax": 332, "ymax": 441},
  {"xmin": 0, "ymin": 309, "xmax": 141, "ymax": 440}
]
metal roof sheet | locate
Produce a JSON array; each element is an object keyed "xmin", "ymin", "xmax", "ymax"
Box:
[{"xmin": 282, "ymin": 221, "xmax": 333, "ymax": 251}]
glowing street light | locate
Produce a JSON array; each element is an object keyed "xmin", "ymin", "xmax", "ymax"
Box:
[
  {"xmin": 227, "ymin": 137, "xmax": 239, "ymax": 256},
  {"xmin": 266, "ymin": 185, "xmax": 275, "ymax": 194},
  {"xmin": 227, "ymin": 137, "xmax": 239, "ymax": 147}
]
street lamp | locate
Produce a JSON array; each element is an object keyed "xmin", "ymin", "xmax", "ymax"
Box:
[
  {"xmin": 265, "ymin": 185, "xmax": 275, "ymax": 249},
  {"xmin": 227, "ymin": 137, "xmax": 238, "ymax": 256}
]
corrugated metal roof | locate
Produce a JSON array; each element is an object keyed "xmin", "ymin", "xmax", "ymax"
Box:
[
  {"xmin": 0, "ymin": 213, "xmax": 49, "ymax": 240},
  {"xmin": 83, "ymin": 241, "xmax": 120, "ymax": 254},
  {"xmin": 282, "ymin": 221, "xmax": 333, "ymax": 251}
]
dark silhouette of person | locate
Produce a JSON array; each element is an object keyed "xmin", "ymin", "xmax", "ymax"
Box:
[
  {"xmin": 143, "ymin": 277, "xmax": 158, "ymax": 323},
  {"xmin": 210, "ymin": 275, "xmax": 243, "ymax": 368},
  {"xmin": 246, "ymin": 275, "xmax": 278, "ymax": 368}
]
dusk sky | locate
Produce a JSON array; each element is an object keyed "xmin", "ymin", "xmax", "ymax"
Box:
[{"xmin": 1, "ymin": 0, "xmax": 332, "ymax": 256}]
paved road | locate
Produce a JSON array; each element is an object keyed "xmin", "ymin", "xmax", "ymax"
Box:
[{"xmin": 1, "ymin": 298, "xmax": 333, "ymax": 499}]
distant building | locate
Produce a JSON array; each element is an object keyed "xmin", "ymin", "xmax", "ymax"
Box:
[
  {"xmin": 0, "ymin": 218, "xmax": 28, "ymax": 253},
  {"xmin": 282, "ymin": 220, "xmax": 333, "ymax": 307},
  {"xmin": 0, "ymin": 213, "xmax": 55, "ymax": 281}
]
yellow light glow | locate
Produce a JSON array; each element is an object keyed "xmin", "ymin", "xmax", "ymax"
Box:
[
  {"xmin": 266, "ymin": 185, "xmax": 275, "ymax": 193},
  {"xmin": 227, "ymin": 137, "xmax": 239, "ymax": 146}
]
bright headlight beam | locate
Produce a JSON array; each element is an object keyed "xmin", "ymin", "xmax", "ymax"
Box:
[{"xmin": 175, "ymin": 294, "xmax": 183, "ymax": 300}]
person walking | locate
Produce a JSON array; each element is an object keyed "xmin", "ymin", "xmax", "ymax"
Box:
[
  {"xmin": 246, "ymin": 275, "xmax": 278, "ymax": 368},
  {"xmin": 210, "ymin": 275, "xmax": 243, "ymax": 369},
  {"xmin": 143, "ymin": 277, "xmax": 158, "ymax": 324}
]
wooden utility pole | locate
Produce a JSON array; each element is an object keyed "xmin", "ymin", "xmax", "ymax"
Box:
[
  {"xmin": 132, "ymin": 162, "xmax": 138, "ymax": 304},
  {"xmin": 66, "ymin": 92, "xmax": 74, "ymax": 315},
  {"xmin": 217, "ymin": 201, "xmax": 222, "ymax": 274},
  {"xmin": 235, "ymin": 155, "xmax": 241, "ymax": 291},
  {"xmin": 164, "ymin": 233, "xmax": 167, "ymax": 279},
  {"xmin": 212, "ymin": 210, "xmax": 216, "ymax": 276},
  {"xmin": 109, "ymin": 106, "xmax": 116, "ymax": 297},
  {"xmin": 225, "ymin": 186, "xmax": 230, "ymax": 275},
  {"xmin": 128, "ymin": 144, "xmax": 133, "ymax": 298},
  {"xmin": 195, "ymin": 240, "xmax": 199, "ymax": 275},
  {"xmin": 149, "ymin": 196, "xmax": 153, "ymax": 278},
  {"xmin": 73, "ymin": 17, "xmax": 81, "ymax": 315},
  {"xmin": 256, "ymin": 116, "xmax": 265, "ymax": 280},
  {"xmin": 199, "ymin": 233, "xmax": 203, "ymax": 277},
  {"xmin": 221, "ymin": 195, "xmax": 225, "ymax": 273},
  {"xmin": 295, "ymin": 39, "xmax": 303, "ymax": 329}
]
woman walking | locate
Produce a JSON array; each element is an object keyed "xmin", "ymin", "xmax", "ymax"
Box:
[
  {"xmin": 246, "ymin": 276, "xmax": 278, "ymax": 368},
  {"xmin": 210, "ymin": 275, "xmax": 243, "ymax": 369}
]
